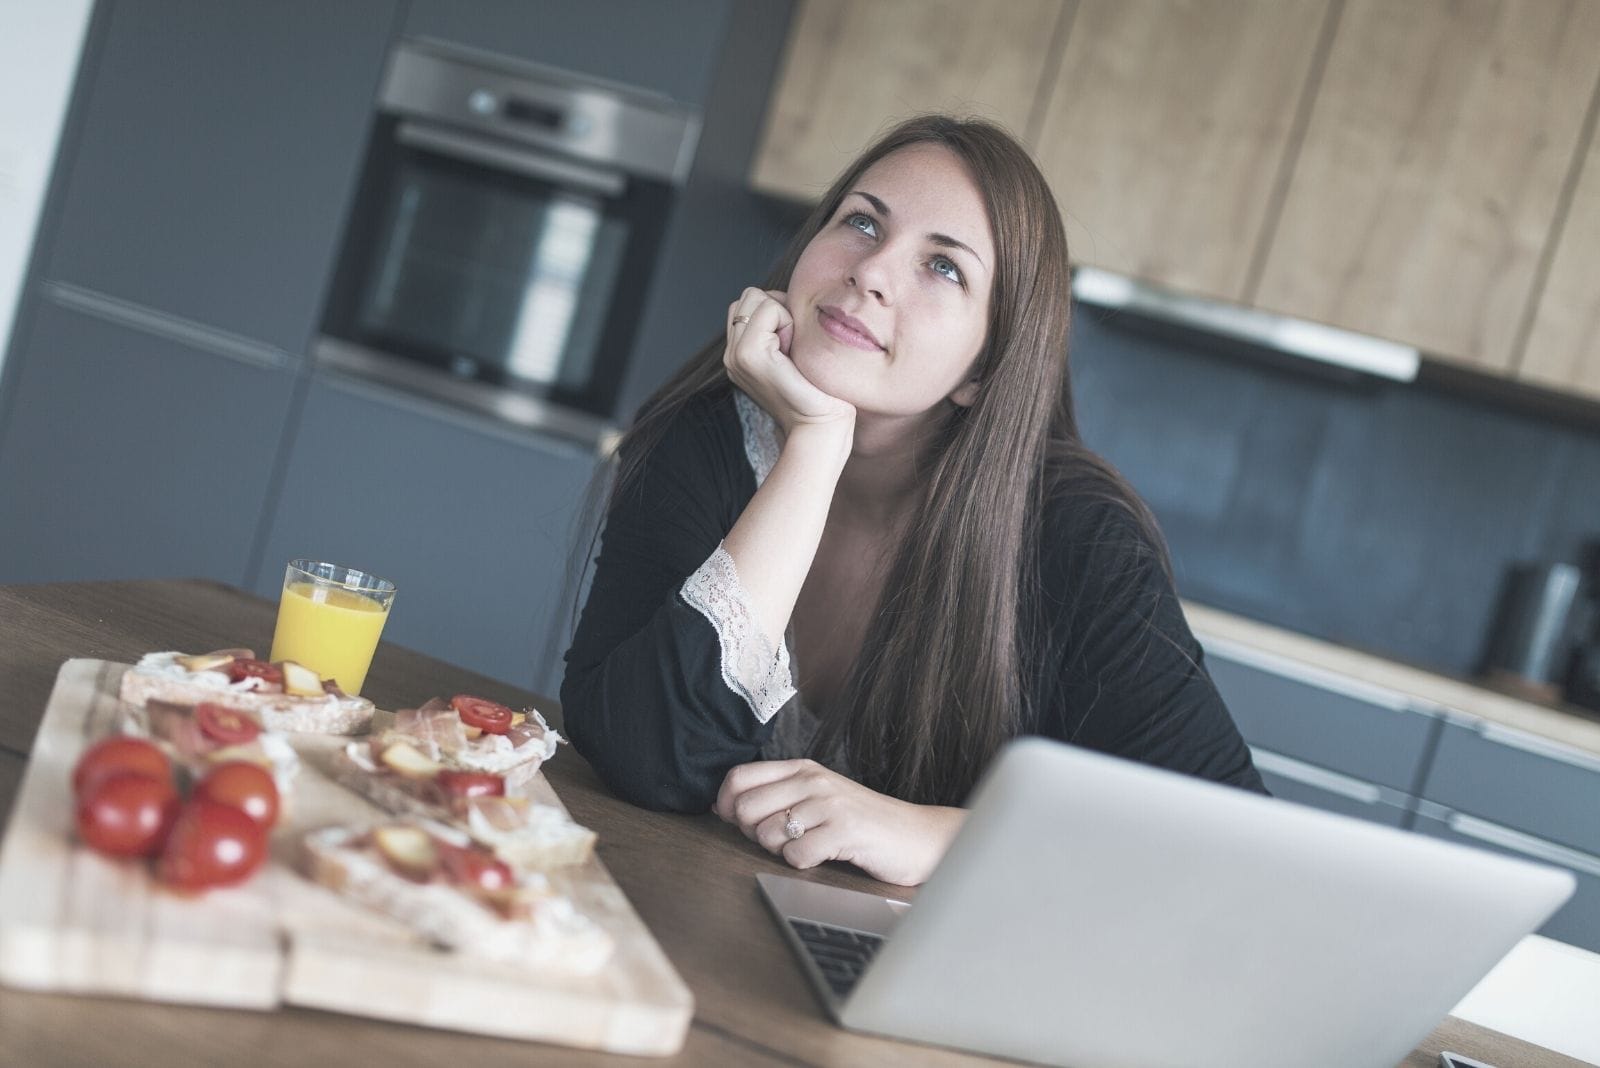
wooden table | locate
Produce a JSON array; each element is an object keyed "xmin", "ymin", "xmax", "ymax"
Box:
[{"xmin": 0, "ymin": 580, "xmax": 1587, "ymax": 1068}]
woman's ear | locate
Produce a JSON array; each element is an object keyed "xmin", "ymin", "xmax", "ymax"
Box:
[{"xmin": 950, "ymin": 377, "xmax": 981, "ymax": 408}]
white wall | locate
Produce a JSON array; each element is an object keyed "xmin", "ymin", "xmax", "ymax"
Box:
[{"xmin": 0, "ymin": 0, "xmax": 95, "ymax": 374}]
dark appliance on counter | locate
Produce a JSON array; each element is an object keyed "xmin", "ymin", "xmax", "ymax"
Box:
[
  {"xmin": 1479, "ymin": 559, "xmax": 1589, "ymax": 704},
  {"xmin": 1564, "ymin": 541, "xmax": 1600, "ymax": 714},
  {"xmin": 318, "ymin": 39, "xmax": 701, "ymax": 445}
]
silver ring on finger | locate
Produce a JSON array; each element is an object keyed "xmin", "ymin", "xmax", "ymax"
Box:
[
  {"xmin": 731, "ymin": 315, "xmax": 751, "ymax": 326},
  {"xmin": 783, "ymin": 808, "xmax": 805, "ymax": 840}
]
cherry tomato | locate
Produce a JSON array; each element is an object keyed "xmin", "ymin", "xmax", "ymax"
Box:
[
  {"xmin": 76, "ymin": 772, "xmax": 179, "ymax": 858},
  {"xmin": 193, "ymin": 761, "xmax": 279, "ymax": 829},
  {"xmin": 72, "ymin": 736, "xmax": 172, "ymax": 798},
  {"xmin": 451, "ymin": 695, "xmax": 514, "ymax": 735},
  {"xmin": 195, "ymin": 703, "xmax": 263, "ymax": 745},
  {"xmin": 225, "ymin": 658, "xmax": 283, "ymax": 686},
  {"xmin": 436, "ymin": 770, "xmax": 506, "ymax": 801},
  {"xmin": 438, "ymin": 841, "xmax": 514, "ymax": 893},
  {"xmin": 157, "ymin": 798, "xmax": 268, "ymax": 892}
]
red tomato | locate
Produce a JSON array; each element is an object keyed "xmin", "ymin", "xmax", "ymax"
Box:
[
  {"xmin": 156, "ymin": 799, "xmax": 268, "ymax": 892},
  {"xmin": 225, "ymin": 658, "xmax": 283, "ymax": 686},
  {"xmin": 438, "ymin": 841, "xmax": 514, "ymax": 893},
  {"xmin": 195, "ymin": 703, "xmax": 263, "ymax": 745},
  {"xmin": 436, "ymin": 770, "xmax": 505, "ymax": 801},
  {"xmin": 72, "ymin": 736, "xmax": 171, "ymax": 798},
  {"xmin": 76, "ymin": 772, "xmax": 179, "ymax": 858},
  {"xmin": 193, "ymin": 761, "xmax": 280, "ymax": 829},
  {"xmin": 451, "ymin": 695, "xmax": 514, "ymax": 735}
]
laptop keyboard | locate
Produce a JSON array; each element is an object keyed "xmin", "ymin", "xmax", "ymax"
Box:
[{"xmin": 788, "ymin": 919, "xmax": 886, "ymax": 999}]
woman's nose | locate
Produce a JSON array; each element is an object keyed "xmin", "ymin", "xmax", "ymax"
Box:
[{"xmin": 847, "ymin": 245, "xmax": 894, "ymax": 303}]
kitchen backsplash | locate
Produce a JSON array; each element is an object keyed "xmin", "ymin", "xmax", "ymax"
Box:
[{"xmin": 1070, "ymin": 305, "xmax": 1600, "ymax": 679}]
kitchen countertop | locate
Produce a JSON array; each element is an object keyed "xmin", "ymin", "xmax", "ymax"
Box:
[{"xmin": 1185, "ymin": 601, "xmax": 1600, "ymax": 761}]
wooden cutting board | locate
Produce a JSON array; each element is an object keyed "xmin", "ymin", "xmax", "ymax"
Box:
[{"xmin": 0, "ymin": 659, "xmax": 694, "ymax": 1055}]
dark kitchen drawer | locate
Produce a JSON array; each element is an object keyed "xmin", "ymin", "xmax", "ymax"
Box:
[
  {"xmin": 1412, "ymin": 808, "xmax": 1600, "ymax": 954},
  {"xmin": 1205, "ymin": 650, "xmax": 1435, "ymax": 794},
  {"xmin": 1420, "ymin": 718, "xmax": 1600, "ymax": 858},
  {"xmin": 1251, "ymin": 747, "xmax": 1411, "ymax": 829}
]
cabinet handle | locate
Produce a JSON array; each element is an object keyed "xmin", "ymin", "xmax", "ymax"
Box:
[
  {"xmin": 1446, "ymin": 813, "xmax": 1600, "ymax": 879},
  {"xmin": 1071, "ymin": 267, "xmax": 1420, "ymax": 382},
  {"xmin": 1249, "ymin": 748, "xmax": 1384, "ymax": 805}
]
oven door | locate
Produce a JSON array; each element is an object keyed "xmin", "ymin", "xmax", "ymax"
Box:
[{"xmin": 322, "ymin": 117, "xmax": 672, "ymax": 420}]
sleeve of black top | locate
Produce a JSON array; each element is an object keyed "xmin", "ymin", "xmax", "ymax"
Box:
[
  {"xmin": 560, "ymin": 394, "xmax": 776, "ymax": 812},
  {"xmin": 1039, "ymin": 498, "xmax": 1267, "ymax": 794}
]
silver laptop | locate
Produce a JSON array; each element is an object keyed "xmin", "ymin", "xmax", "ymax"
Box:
[{"xmin": 757, "ymin": 736, "xmax": 1575, "ymax": 1068}]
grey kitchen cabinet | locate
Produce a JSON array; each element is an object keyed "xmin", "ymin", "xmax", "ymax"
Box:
[
  {"xmin": 44, "ymin": 0, "xmax": 399, "ymax": 354},
  {"xmin": 1204, "ymin": 649, "xmax": 1436, "ymax": 798},
  {"xmin": 403, "ymin": 0, "xmax": 732, "ymax": 105},
  {"xmin": 252, "ymin": 374, "xmax": 598, "ymax": 695},
  {"xmin": 1413, "ymin": 718, "xmax": 1600, "ymax": 952},
  {"xmin": 1412, "ymin": 805, "xmax": 1600, "ymax": 954},
  {"xmin": 0, "ymin": 296, "xmax": 297, "ymax": 586},
  {"xmin": 1421, "ymin": 719, "xmax": 1600, "ymax": 858}
]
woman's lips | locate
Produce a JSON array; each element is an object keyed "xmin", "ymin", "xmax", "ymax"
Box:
[{"xmin": 817, "ymin": 306, "xmax": 884, "ymax": 351}]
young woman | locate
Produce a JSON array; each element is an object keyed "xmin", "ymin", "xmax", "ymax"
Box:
[{"xmin": 561, "ymin": 116, "xmax": 1264, "ymax": 887}]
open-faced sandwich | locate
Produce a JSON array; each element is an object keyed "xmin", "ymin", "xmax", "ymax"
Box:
[
  {"xmin": 377, "ymin": 695, "xmax": 560, "ymax": 791},
  {"xmin": 139, "ymin": 699, "xmax": 300, "ymax": 796},
  {"xmin": 120, "ymin": 650, "xmax": 375, "ymax": 734},
  {"xmin": 332, "ymin": 734, "xmax": 595, "ymax": 870},
  {"xmin": 302, "ymin": 819, "xmax": 612, "ymax": 973}
]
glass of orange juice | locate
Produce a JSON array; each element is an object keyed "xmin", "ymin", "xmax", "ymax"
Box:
[{"xmin": 268, "ymin": 559, "xmax": 396, "ymax": 696}]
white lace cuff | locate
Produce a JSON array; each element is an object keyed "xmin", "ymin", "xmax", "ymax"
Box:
[{"xmin": 680, "ymin": 544, "xmax": 796, "ymax": 724}]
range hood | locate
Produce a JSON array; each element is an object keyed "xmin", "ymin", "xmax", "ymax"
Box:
[{"xmin": 1070, "ymin": 267, "xmax": 1421, "ymax": 383}]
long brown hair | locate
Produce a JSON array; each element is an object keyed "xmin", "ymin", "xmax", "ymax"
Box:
[{"xmin": 596, "ymin": 116, "xmax": 1164, "ymax": 805}]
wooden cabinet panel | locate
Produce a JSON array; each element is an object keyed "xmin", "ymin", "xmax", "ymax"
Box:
[
  {"xmin": 1519, "ymin": 112, "xmax": 1600, "ymax": 400},
  {"xmin": 750, "ymin": 0, "xmax": 1063, "ymax": 200},
  {"xmin": 1032, "ymin": 0, "xmax": 1329, "ymax": 302},
  {"xmin": 1253, "ymin": 0, "xmax": 1600, "ymax": 373}
]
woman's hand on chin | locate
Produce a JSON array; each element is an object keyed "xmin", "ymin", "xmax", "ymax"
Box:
[
  {"xmin": 725, "ymin": 287, "xmax": 855, "ymax": 439},
  {"xmin": 713, "ymin": 758, "xmax": 965, "ymax": 887}
]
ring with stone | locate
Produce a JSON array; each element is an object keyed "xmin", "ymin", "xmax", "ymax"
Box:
[
  {"xmin": 732, "ymin": 314, "xmax": 751, "ymax": 326},
  {"xmin": 783, "ymin": 809, "xmax": 805, "ymax": 840}
]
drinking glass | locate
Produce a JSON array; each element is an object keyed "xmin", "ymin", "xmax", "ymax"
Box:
[{"xmin": 268, "ymin": 559, "xmax": 396, "ymax": 696}]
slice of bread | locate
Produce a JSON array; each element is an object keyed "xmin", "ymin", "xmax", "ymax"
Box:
[
  {"xmin": 302, "ymin": 824, "xmax": 613, "ymax": 973},
  {"xmin": 121, "ymin": 652, "xmax": 374, "ymax": 735},
  {"xmin": 379, "ymin": 698, "xmax": 561, "ymax": 787}
]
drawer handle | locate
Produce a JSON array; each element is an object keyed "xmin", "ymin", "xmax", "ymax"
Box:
[
  {"xmin": 1446, "ymin": 813, "xmax": 1600, "ymax": 879},
  {"xmin": 1250, "ymin": 748, "xmax": 1384, "ymax": 805}
]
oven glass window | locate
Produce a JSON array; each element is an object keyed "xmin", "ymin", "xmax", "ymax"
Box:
[{"xmin": 352, "ymin": 151, "xmax": 629, "ymax": 391}]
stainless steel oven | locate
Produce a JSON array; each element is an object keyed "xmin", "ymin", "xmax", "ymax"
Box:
[{"xmin": 318, "ymin": 39, "xmax": 700, "ymax": 443}]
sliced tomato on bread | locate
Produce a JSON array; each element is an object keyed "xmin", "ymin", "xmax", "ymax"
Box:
[
  {"xmin": 195, "ymin": 702, "xmax": 263, "ymax": 745},
  {"xmin": 451, "ymin": 695, "xmax": 515, "ymax": 735}
]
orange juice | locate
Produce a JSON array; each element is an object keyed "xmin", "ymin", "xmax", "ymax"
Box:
[{"xmin": 269, "ymin": 581, "xmax": 390, "ymax": 695}]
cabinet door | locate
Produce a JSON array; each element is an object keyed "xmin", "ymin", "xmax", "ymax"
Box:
[
  {"xmin": 1421, "ymin": 719, "xmax": 1600, "ymax": 858},
  {"xmin": 1031, "ymin": 0, "xmax": 1329, "ymax": 302},
  {"xmin": 1412, "ymin": 809, "xmax": 1600, "ymax": 954},
  {"xmin": 1518, "ymin": 114, "xmax": 1600, "ymax": 401},
  {"xmin": 254, "ymin": 376, "xmax": 598, "ymax": 695},
  {"xmin": 0, "ymin": 298, "xmax": 296, "ymax": 586},
  {"xmin": 44, "ymin": 0, "xmax": 398, "ymax": 353},
  {"xmin": 1253, "ymin": 0, "xmax": 1600, "ymax": 373},
  {"xmin": 750, "ymin": 0, "xmax": 1063, "ymax": 200},
  {"xmin": 1205, "ymin": 651, "xmax": 1435, "ymax": 793}
]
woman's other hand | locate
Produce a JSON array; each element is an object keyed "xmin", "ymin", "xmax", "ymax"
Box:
[
  {"xmin": 724, "ymin": 287, "xmax": 855, "ymax": 437},
  {"xmin": 714, "ymin": 758, "xmax": 965, "ymax": 887}
]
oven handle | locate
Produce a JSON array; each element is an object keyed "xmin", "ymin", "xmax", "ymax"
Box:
[{"xmin": 396, "ymin": 120, "xmax": 626, "ymax": 197}]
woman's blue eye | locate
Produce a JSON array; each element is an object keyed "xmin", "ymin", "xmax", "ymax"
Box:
[
  {"xmin": 844, "ymin": 211, "xmax": 877, "ymax": 237},
  {"xmin": 931, "ymin": 255, "xmax": 964, "ymax": 286}
]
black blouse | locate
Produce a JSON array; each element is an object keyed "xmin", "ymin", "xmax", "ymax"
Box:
[{"xmin": 561, "ymin": 388, "xmax": 1266, "ymax": 811}]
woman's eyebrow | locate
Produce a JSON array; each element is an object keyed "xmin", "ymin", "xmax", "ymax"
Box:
[{"xmin": 847, "ymin": 189, "xmax": 987, "ymax": 272}]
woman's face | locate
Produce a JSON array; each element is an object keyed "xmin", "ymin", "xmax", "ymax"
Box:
[{"xmin": 784, "ymin": 144, "xmax": 996, "ymax": 420}]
